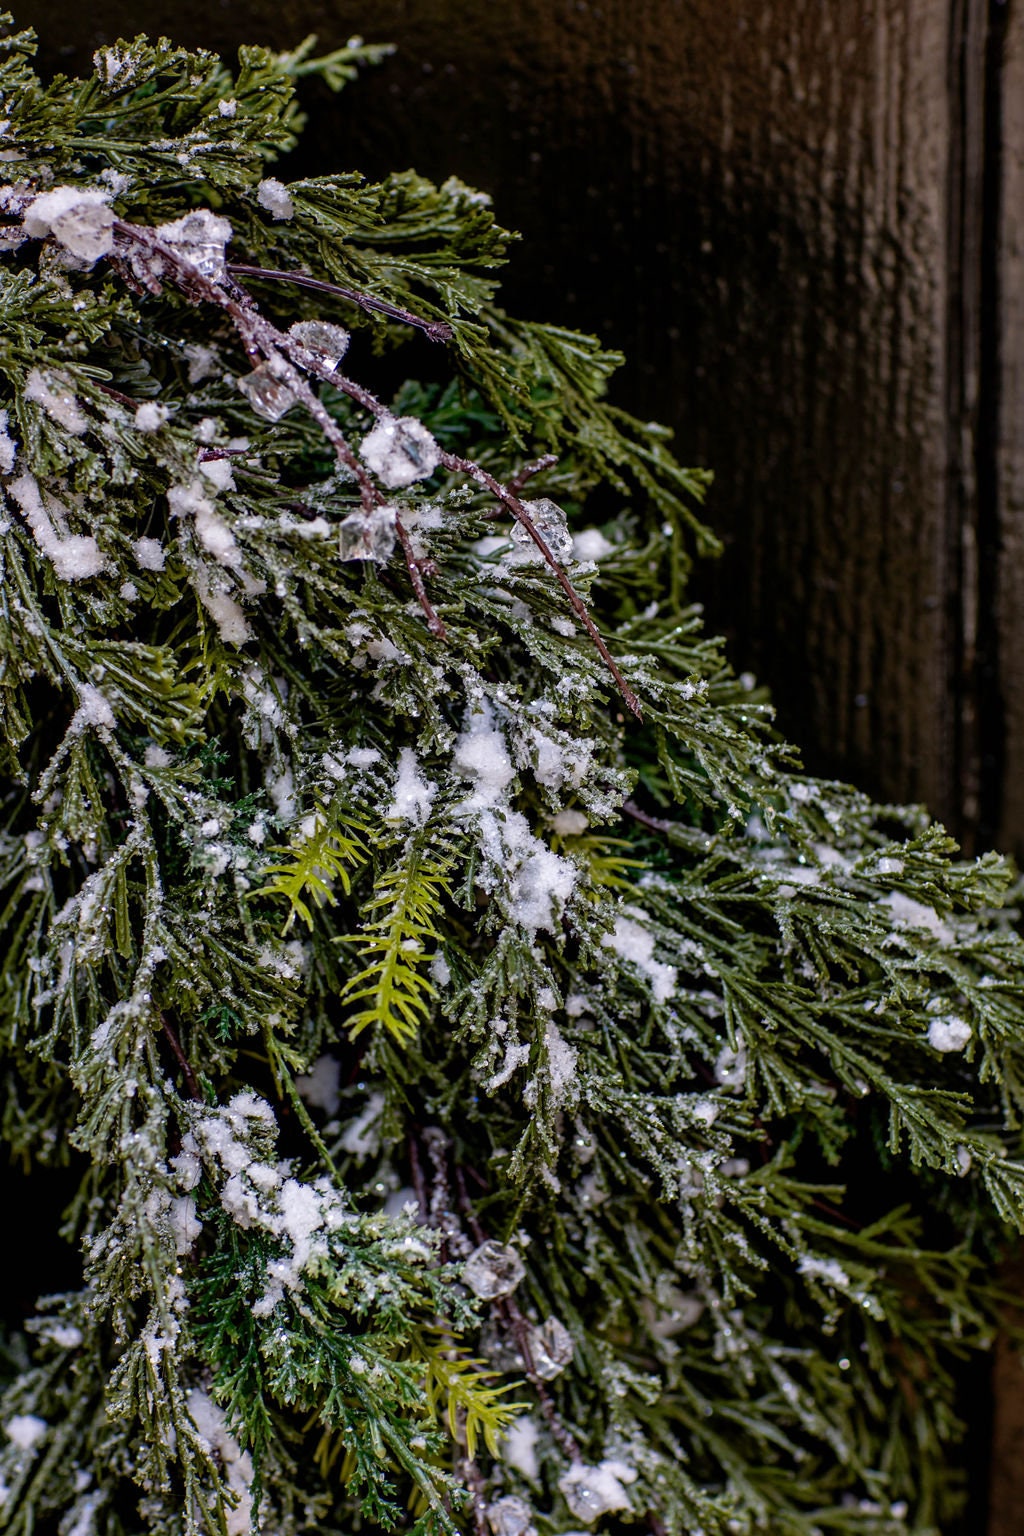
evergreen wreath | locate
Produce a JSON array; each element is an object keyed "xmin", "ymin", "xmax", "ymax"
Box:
[{"xmin": 0, "ymin": 18, "xmax": 1022, "ymax": 1535}]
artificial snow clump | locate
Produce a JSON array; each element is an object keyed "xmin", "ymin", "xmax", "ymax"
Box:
[
  {"xmin": 257, "ymin": 177, "xmax": 295, "ymax": 221},
  {"xmin": 387, "ymin": 748, "xmax": 436, "ymax": 824},
  {"xmin": 601, "ymin": 910, "xmax": 677, "ymax": 1003},
  {"xmin": 486, "ymin": 1496, "xmax": 537, "ymax": 1536},
  {"xmin": 22, "ymin": 185, "xmax": 113, "ymax": 264},
  {"xmin": 558, "ymin": 1460, "xmax": 637, "ymax": 1523},
  {"xmin": 571, "ymin": 526, "xmax": 616, "ymax": 562},
  {"xmin": 0, "ymin": 406, "xmax": 16, "ymax": 472},
  {"xmin": 132, "ymin": 536, "xmax": 166, "ymax": 571},
  {"xmin": 185, "ymin": 1390, "xmax": 253, "ymax": 1536},
  {"xmin": 360, "ymin": 413, "xmax": 441, "ymax": 488},
  {"xmin": 5, "ymin": 1416, "xmax": 47, "ymax": 1452},
  {"xmin": 133, "ymin": 401, "xmax": 168, "ymax": 432},
  {"xmin": 23, "ymin": 369, "xmax": 88, "ymax": 434},
  {"xmin": 7, "ymin": 472, "xmax": 105, "ymax": 579},
  {"xmin": 927, "ymin": 1014, "xmax": 973, "ymax": 1053}
]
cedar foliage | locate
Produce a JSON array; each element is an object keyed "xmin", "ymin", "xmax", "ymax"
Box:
[{"xmin": 0, "ymin": 17, "xmax": 1023, "ymax": 1536}]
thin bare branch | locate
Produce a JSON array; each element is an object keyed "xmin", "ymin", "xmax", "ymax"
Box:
[{"xmin": 226, "ymin": 263, "xmax": 454, "ymax": 341}]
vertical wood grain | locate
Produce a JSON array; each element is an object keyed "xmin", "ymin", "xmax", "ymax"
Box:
[{"xmin": 995, "ymin": 2, "xmax": 1024, "ymax": 857}]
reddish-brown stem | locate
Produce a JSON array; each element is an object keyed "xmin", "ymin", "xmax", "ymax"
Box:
[
  {"xmin": 408, "ymin": 1131, "xmax": 431, "ymax": 1224},
  {"xmin": 443, "ymin": 450, "xmax": 642, "ymax": 720},
  {"xmin": 463, "ymin": 1459, "xmax": 489, "ymax": 1535},
  {"xmin": 507, "ymin": 452, "xmax": 559, "ymax": 494},
  {"xmin": 161, "ymin": 1014, "xmax": 201, "ymax": 1102},
  {"xmin": 394, "ymin": 516, "xmax": 447, "ymax": 638},
  {"xmin": 226, "ymin": 263, "xmax": 454, "ymax": 341},
  {"xmin": 107, "ymin": 222, "xmax": 636, "ymax": 693},
  {"xmin": 95, "ymin": 381, "xmax": 142, "ymax": 410},
  {"xmin": 622, "ymin": 799, "xmax": 677, "ymax": 835},
  {"xmin": 451, "ymin": 1166, "xmax": 580, "ymax": 1461}
]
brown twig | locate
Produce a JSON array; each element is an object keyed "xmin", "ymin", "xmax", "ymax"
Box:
[
  {"xmin": 408, "ymin": 1131, "xmax": 431, "ymax": 1224},
  {"xmin": 622, "ymin": 799, "xmax": 677, "ymax": 835},
  {"xmin": 95, "ymin": 380, "xmax": 143, "ymax": 410},
  {"xmin": 443, "ymin": 450, "xmax": 642, "ymax": 720},
  {"xmin": 107, "ymin": 222, "xmax": 639, "ymax": 707},
  {"xmin": 506, "ymin": 453, "xmax": 558, "ymax": 494},
  {"xmin": 394, "ymin": 515, "xmax": 446, "ymax": 638},
  {"xmin": 160, "ymin": 1014, "xmax": 202, "ymax": 1102},
  {"xmin": 226, "ymin": 263, "xmax": 454, "ymax": 342},
  {"xmin": 451, "ymin": 1166, "xmax": 580, "ymax": 1461}
]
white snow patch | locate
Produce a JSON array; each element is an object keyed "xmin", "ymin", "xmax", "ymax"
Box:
[
  {"xmin": 454, "ymin": 707, "xmax": 516, "ymax": 810},
  {"xmin": 134, "ymin": 401, "xmax": 168, "ymax": 433},
  {"xmin": 360, "ymin": 414, "xmax": 441, "ymax": 489},
  {"xmin": 70, "ymin": 685, "xmax": 115, "ymax": 734},
  {"xmin": 132, "ymin": 536, "xmax": 166, "ymax": 571},
  {"xmin": 429, "ymin": 950, "xmax": 451, "ymax": 987},
  {"xmin": 23, "ymin": 186, "xmax": 113, "ymax": 264},
  {"xmin": 928, "ymin": 1015, "xmax": 972, "ymax": 1053},
  {"xmin": 339, "ymin": 1092, "xmax": 385, "ymax": 1159},
  {"xmin": 186, "ymin": 1390, "xmax": 253, "ymax": 1536},
  {"xmin": 602, "ymin": 911, "xmax": 677, "ymax": 1003},
  {"xmin": 571, "ymin": 527, "xmax": 616, "ymax": 562},
  {"xmin": 544, "ymin": 1022, "xmax": 578, "ymax": 1106},
  {"xmin": 486, "ymin": 1039, "xmax": 531, "ymax": 1092},
  {"xmin": 295, "ymin": 1055, "xmax": 341, "ymax": 1117},
  {"xmin": 714, "ymin": 1041, "xmax": 747, "ymax": 1092},
  {"xmin": 5, "ymin": 1415, "xmax": 47, "ymax": 1451},
  {"xmin": 7, "ymin": 472, "xmax": 105, "ymax": 579},
  {"xmin": 387, "ymin": 748, "xmax": 436, "ymax": 825},
  {"xmin": 0, "ymin": 407, "xmax": 17, "ymax": 471},
  {"xmin": 24, "ymin": 370, "xmax": 88, "ymax": 435},
  {"xmin": 884, "ymin": 891, "xmax": 955, "ymax": 944},
  {"xmin": 552, "ymin": 808, "xmax": 588, "ymax": 837},
  {"xmin": 797, "ymin": 1255, "xmax": 850, "ymax": 1290},
  {"xmin": 170, "ymin": 480, "xmax": 240, "ymax": 568},
  {"xmin": 501, "ymin": 1416, "xmax": 539, "ymax": 1480}
]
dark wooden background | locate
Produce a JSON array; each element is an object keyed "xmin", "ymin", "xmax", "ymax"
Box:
[{"xmin": 17, "ymin": 0, "xmax": 1024, "ymax": 1528}]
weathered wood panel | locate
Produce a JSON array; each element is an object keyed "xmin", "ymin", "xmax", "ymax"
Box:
[{"xmin": 996, "ymin": 2, "xmax": 1024, "ymax": 857}]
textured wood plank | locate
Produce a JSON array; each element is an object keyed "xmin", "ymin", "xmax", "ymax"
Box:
[{"xmin": 995, "ymin": 3, "xmax": 1024, "ymax": 858}]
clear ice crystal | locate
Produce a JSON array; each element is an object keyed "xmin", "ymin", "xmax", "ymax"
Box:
[
  {"xmin": 156, "ymin": 208, "xmax": 232, "ymax": 281},
  {"xmin": 237, "ymin": 365, "xmax": 297, "ymax": 423},
  {"xmin": 361, "ymin": 414, "xmax": 441, "ymax": 489},
  {"xmin": 462, "ymin": 1239, "xmax": 526, "ymax": 1300},
  {"xmin": 288, "ymin": 320, "xmax": 350, "ymax": 372},
  {"xmin": 51, "ymin": 202, "xmax": 114, "ymax": 264},
  {"xmin": 337, "ymin": 507, "xmax": 396, "ymax": 564},
  {"xmin": 510, "ymin": 498, "xmax": 573, "ymax": 563},
  {"xmin": 558, "ymin": 1461, "xmax": 637, "ymax": 1524},
  {"xmin": 526, "ymin": 1316, "xmax": 574, "ymax": 1379},
  {"xmin": 486, "ymin": 1497, "xmax": 537, "ymax": 1536},
  {"xmin": 478, "ymin": 1322, "xmax": 526, "ymax": 1372}
]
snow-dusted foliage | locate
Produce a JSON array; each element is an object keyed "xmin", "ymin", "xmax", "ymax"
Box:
[{"xmin": 1, "ymin": 17, "xmax": 1024, "ymax": 1536}]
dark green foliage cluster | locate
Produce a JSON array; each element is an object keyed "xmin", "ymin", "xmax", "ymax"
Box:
[{"xmin": 1, "ymin": 17, "xmax": 1024, "ymax": 1536}]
